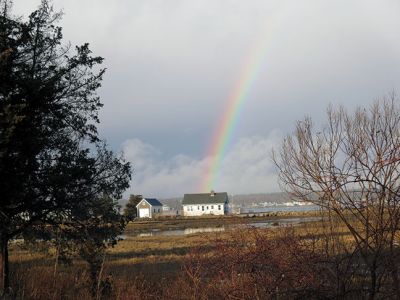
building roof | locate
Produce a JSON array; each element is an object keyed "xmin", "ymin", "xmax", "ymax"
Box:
[
  {"xmin": 182, "ymin": 192, "xmax": 228, "ymax": 205},
  {"xmin": 137, "ymin": 198, "xmax": 163, "ymax": 207}
]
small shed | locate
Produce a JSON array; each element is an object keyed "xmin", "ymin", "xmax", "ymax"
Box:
[{"xmin": 136, "ymin": 198, "xmax": 163, "ymax": 218}]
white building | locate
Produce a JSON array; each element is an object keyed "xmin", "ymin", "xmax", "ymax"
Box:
[
  {"xmin": 182, "ymin": 191, "xmax": 229, "ymax": 216},
  {"xmin": 136, "ymin": 198, "xmax": 163, "ymax": 218}
]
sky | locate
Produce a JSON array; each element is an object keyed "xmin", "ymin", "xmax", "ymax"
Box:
[{"xmin": 14, "ymin": 0, "xmax": 400, "ymax": 198}]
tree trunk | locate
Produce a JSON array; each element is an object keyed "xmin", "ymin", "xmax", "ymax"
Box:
[
  {"xmin": 89, "ymin": 261, "xmax": 101, "ymax": 298},
  {"xmin": 369, "ymin": 264, "xmax": 377, "ymax": 300},
  {"xmin": 0, "ymin": 236, "xmax": 9, "ymax": 296}
]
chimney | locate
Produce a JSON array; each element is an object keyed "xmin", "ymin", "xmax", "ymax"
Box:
[{"xmin": 210, "ymin": 190, "xmax": 215, "ymax": 197}]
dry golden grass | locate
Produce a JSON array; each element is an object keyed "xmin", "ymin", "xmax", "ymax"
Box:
[
  {"xmin": 9, "ymin": 226, "xmax": 237, "ymax": 299},
  {"xmin": 8, "ymin": 215, "xmax": 358, "ymax": 299}
]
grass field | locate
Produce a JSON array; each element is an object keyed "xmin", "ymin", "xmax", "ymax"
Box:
[{"xmin": 8, "ymin": 212, "xmax": 352, "ymax": 299}]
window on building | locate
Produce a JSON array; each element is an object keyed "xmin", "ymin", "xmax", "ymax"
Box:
[
  {"xmin": 206, "ymin": 206, "xmax": 209, "ymax": 210},
  {"xmin": 158, "ymin": 209, "xmax": 160, "ymax": 212},
  {"xmin": 198, "ymin": 206, "xmax": 200, "ymax": 210},
  {"xmin": 202, "ymin": 206, "xmax": 204, "ymax": 211},
  {"xmin": 218, "ymin": 205, "xmax": 221, "ymax": 210},
  {"xmin": 153, "ymin": 209, "xmax": 156, "ymax": 212},
  {"xmin": 211, "ymin": 205, "xmax": 214, "ymax": 209}
]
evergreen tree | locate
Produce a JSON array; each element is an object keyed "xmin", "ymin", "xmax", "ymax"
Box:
[{"xmin": 0, "ymin": 1, "xmax": 131, "ymax": 294}]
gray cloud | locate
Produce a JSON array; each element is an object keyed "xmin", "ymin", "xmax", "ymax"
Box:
[{"xmin": 13, "ymin": 1, "xmax": 400, "ymax": 196}]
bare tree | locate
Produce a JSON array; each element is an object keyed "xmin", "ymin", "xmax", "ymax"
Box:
[{"xmin": 273, "ymin": 96, "xmax": 400, "ymax": 299}]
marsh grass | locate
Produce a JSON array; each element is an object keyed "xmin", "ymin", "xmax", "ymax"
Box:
[
  {"xmin": 9, "ymin": 216, "xmax": 378, "ymax": 299},
  {"xmin": 8, "ymin": 227, "xmax": 235, "ymax": 299}
]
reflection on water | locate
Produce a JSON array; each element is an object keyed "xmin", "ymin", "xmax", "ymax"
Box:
[
  {"xmin": 184, "ymin": 227, "xmax": 225, "ymax": 235},
  {"xmin": 137, "ymin": 226, "xmax": 225, "ymax": 237},
  {"xmin": 128, "ymin": 216, "xmax": 320, "ymax": 238}
]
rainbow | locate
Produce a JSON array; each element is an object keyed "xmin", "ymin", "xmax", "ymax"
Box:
[{"xmin": 200, "ymin": 24, "xmax": 273, "ymax": 192}]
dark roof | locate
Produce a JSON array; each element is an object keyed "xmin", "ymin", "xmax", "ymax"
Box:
[
  {"xmin": 182, "ymin": 192, "xmax": 228, "ymax": 205},
  {"xmin": 144, "ymin": 198, "xmax": 163, "ymax": 206}
]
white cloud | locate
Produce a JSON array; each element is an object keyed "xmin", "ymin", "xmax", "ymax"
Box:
[
  {"xmin": 122, "ymin": 132, "xmax": 281, "ymax": 198},
  {"xmin": 122, "ymin": 138, "xmax": 209, "ymax": 197},
  {"xmin": 217, "ymin": 133, "xmax": 281, "ymax": 194}
]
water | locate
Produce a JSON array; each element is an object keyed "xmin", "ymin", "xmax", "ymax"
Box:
[
  {"xmin": 135, "ymin": 227, "xmax": 225, "ymax": 237},
  {"xmin": 126, "ymin": 216, "xmax": 320, "ymax": 238},
  {"xmin": 246, "ymin": 217, "xmax": 320, "ymax": 228},
  {"xmin": 239, "ymin": 205, "xmax": 319, "ymax": 214}
]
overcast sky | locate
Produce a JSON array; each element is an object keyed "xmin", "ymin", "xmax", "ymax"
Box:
[{"xmin": 14, "ymin": 1, "xmax": 400, "ymax": 198}]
